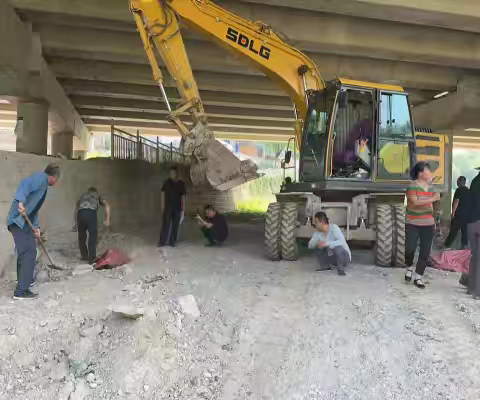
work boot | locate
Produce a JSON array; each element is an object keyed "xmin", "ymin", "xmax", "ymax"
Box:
[
  {"xmin": 316, "ymin": 265, "xmax": 332, "ymax": 272},
  {"xmin": 337, "ymin": 268, "xmax": 346, "ymax": 276}
]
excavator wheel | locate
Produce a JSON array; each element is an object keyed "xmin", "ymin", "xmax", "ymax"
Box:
[
  {"xmin": 281, "ymin": 202, "xmax": 299, "ymax": 261},
  {"xmin": 265, "ymin": 203, "xmax": 282, "ymax": 261},
  {"xmin": 375, "ymin": 204, "xmax": 394, "ymax": 267},
  {"xmin": 393, "ymin": 205, "xmax": 406, "ymax": 267}
]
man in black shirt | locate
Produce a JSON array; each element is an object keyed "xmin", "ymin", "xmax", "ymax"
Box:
[
  {"xmin": 467, "ymin": 168, "xmax": 480, "ymax": 299},
  {"xmin": 158, "ymin": 166, "xmax": 186, "ymax": 247},
  {"xmin": 445, "ymin": 176, "xmax": 470, "ymax": 249},
  {"xmin": 195, "ymin": 205, "xmax": 228, "ymax": 246}
]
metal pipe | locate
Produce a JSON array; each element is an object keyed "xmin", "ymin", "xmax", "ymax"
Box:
[{"xmin": 159, "ymin": 82, "xmax": 172, "ymax": 112}]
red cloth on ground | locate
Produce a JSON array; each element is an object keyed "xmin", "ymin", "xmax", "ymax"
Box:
[
  {"xmin": 94, "ymin": 248, "xmax": 131, "ymax": 270},
  {"xmin": 429, "ymin": 249, "xmax": 471, "ymax": 273}
]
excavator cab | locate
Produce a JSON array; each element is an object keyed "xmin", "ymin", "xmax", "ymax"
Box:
[{"xmin": 300, "ymin": 79, "xmax": 415, "ymax": 190}]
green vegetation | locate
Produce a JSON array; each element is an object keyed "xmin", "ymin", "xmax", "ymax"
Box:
[{"xmin": 233, "ymin": 169, "xmax": 294, "ymax": 213}]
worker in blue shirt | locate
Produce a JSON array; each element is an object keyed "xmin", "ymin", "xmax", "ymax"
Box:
[{"xmin": 6, "ymin": 163, "xmax": 60, "ymax": 300}]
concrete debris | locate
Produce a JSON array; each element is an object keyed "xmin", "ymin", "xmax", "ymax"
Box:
[
  {"xmin": 110, "ymin": 304, "xmax": 145, "ymax": 320},
  {"xmin": 177, "ymin": 294, "xmax": 200, "ymax": 318},
  {"xmin": 72, "ymin": 264, "xmax": 93, "ymax": 277},
  {"xmin": 58, "ymin": 381, "xmax": 75, "ymax": 400},
  {"xmin": 36, "ymin": 269, "xmax": 50, "ymax": 284},
  {"xmin": 70, "ymin": 379, "xmax": 90, "ymax": 400},
  {"xmin": 80, "ymin": 324, "xmax": 103, "ymax": 338}
]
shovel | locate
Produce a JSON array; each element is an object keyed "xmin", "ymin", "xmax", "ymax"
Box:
[{"xmin": 22, "ymin": 212, "xmax": 66, "ymax": 271}]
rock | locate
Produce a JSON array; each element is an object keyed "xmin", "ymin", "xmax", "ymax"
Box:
[
  {"xmin": 72, "ymin": 265, "xmax": 92, "ymax": 277},
  {"xmin": 80, "ymin": 324, "xmax": 103, "ymax": 338},
  {"xmin": 39, "ymin": 321, "xmax": 48, "ymax": 328},
  {"xmin": 221, "ymin": 344, "xmax": 233, "ymax": 352},
  {"xmin": 89, "ymin": 382, "xmax": 97, "ymax": 389},
  {"xmin": 110, "ymin": 304, "xmax": 144, "ymax": 320},
  {"xmin": 48, "ymin": 360, "xmax": 69, "ymax": 382},
  {"xmin": 177, "ymin": 294, "xmax": 200, "ymax": 318},
  {"xmin": 70, "ymin": 380, "xmax": 90, "ymax": 400},
  {"xmin": 58, "ymin": 381, "xmax": 75, "ymax": 400},
  {"xmin": 85, "ymin": 373, "xmax": 95, "ymax": 383}
]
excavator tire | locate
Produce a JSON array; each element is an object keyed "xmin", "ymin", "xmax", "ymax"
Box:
[
  {"xmin": 393, "ymin": 204, "xmax": 406, "ymax": 267},
  {"xmin": 375, "ymin": 204, "xmax": 394, "ymax": 267},
  {"xmin": 265, "ymin": 203, "xmax": 282, "ymax": 261},
  {"xmin": 281, "ymin": 202, "xmax": 299, "ymax": 261}
]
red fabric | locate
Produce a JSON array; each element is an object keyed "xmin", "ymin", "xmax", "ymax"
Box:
[
  {"xmin": 429, "ymin": 249, "xmax": 471, "ymax": 273},
  {"xmin": 94, "ymin": 248, "xmax": 131, "ymax": 270}
]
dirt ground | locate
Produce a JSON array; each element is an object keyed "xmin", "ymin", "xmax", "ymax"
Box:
[{"xmin": 1, "ymin": 220, "xmax": 480, "ymax": 400}]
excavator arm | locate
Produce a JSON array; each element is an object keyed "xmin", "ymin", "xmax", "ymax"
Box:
[{"xmin": 130, "ymin": 0, "xmax": 325, "ymax": 189}]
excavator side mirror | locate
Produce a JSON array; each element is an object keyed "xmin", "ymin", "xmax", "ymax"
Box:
[{"xmin": 285, "ymin": 150, "xmax": 292, "ymax": 164}]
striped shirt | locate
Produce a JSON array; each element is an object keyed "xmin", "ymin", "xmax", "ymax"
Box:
[{"xmin": 406, "ymin": 180, "xmax": 435, "ymax": 226}]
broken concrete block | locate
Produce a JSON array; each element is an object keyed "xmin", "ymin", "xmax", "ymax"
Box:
[
  {"xmin": 70, "ymin": 379, "xmax": 90, "ymax": 400},
  {"xmin": 110, "ymin": 304, "xmax": 144, "ymax": 320},
  {"xmin": 177, "ymin": 294, "xmax": 200, "ymax": 318},
  {"xmin": 80, "ymin": 324, "xmax": 103, "ymax": 338},
  {"xmin": 72, "ymin": 264, "xmax": 93, "ymax": 277}
]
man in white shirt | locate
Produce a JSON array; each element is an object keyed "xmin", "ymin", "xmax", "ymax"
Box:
[{"xmin": 308, "ymin": 212, "xmax": 351, "ymax": 276}]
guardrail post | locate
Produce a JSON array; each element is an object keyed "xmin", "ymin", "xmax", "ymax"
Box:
[
  {"xmin": 170, "ymin": 141, "xmax": 173, "ymax": 163},
  {"xmin": 136, "ymin": 129, "xmax": 141, "ymax": 160},
  {"xmin": 156, "ymin": 136, "xmax": 160, "ymax": 164}
]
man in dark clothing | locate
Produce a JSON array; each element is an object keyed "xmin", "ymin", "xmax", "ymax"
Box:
[
  {"xmin": 6, "ymin": 163, "xmax": 60, "ymax": 300},
  {"xmin": 445, "ymin": 176, "xmax": 470, "ymax": 249},
  {"xmin": 75, "ymin": 187, "xmax": 111, "ymax": 264},
  {"xmin": 467, "ymin": 168, "xmax": 480, "ymax": 299},
  {"xmin": 158, "ymin": 166, "xmax": 186, "ymax": 247},
  {"xmin": 195, "ymin": 205, "xmax": 228, "ymax": 246}
]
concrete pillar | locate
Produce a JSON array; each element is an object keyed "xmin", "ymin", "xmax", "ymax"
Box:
[
  {"xmin": 439, "ymin": 133, "xmax": 454, "ymax": 224},
  {"xmin": 15, "ymin": 99, "xmax": 49, "ymax": 155},
  {"xmin": 51, "ymin": 131, "xmax": 74, "ymax": 159}
]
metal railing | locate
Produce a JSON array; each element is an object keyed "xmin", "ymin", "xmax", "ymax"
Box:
[{"xmin": 110, "ymin": 122, "xmax": 189, "ymax": 165}]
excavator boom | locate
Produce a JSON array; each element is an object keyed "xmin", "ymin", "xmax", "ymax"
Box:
[{"xmin": 130, "ymin": 0, "xmax": 325, "ymax": 190}]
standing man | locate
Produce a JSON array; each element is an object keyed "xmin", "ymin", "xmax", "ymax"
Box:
[
  {"xmin": 75, "ymin": 187, "xmax": 111, "ymax": 264},
  {"xmin": 7, "ymin": 163, "xmax": 60, "ymax": 300},
  {"xmin": 467, "ymin": 168, "xmax": 480, "ymax": 298},
  {"xmin": 444, "ymin": 176, "xmax": 470, "ymax": 249},
  {"xmin": 308, "ymin": 211, "xmax": 351, "ymax": 276},
  {"xmin": 158, "ymin": 166, "xmax": 186, "ymax": 247},
  {"xmin": 195, "ymin": 205, "xmax": 229, "ymax": 246}
]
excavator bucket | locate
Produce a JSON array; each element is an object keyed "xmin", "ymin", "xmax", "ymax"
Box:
[{"xmin": 187, "ymin": 123, "xmax": 260, "ymax": 191}]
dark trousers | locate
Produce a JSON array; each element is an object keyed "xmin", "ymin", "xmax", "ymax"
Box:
[
  {"xmin": 202, "ymin": 226, "xmax": 217, "ymax": 244},
  {"xmin": 314, "ymin": 246, "xmax": 350, "ymax": 271},
  {"xmin": 468, "ymin": 220, "xmax": 480, "ymax": 297},
  {"xmin": 445, "ymin": 218, "xmax": 468, "ymax": 248},
  {"xmin": 405, "ymin": 224, "xmax": 434, "ymax": 276},
  {"xmin": 77, "ymin": 209, "xmax": 98, "ymax": 262},
  {"xmin": 159, "ymin": 208, "xmax": 181, "ymax": 246},
  {"xmin": 9, "ymin": 224, "xmax": 36, "ymax": 296}
]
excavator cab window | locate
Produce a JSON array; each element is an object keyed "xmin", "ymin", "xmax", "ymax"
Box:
[
  {"xmin": 330, "ymin": 88, "xmax": 374, "ymax": 180},
  {"xmin": 300, "ymin": 89, "xmax": 335, "ymax": 182},
  {"xmin": 376, "ymin": 92, "xmax": 414, "ymax": 180}
]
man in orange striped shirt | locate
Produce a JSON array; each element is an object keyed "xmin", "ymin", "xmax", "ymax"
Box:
[{"xmin": 405, "ymin": 162, "xmax": 440, "ymax": 289}]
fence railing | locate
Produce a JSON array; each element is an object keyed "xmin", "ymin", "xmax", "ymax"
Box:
[{"xmin": 110, "ymin": 122, "xmax": 189, "ymax": 165}]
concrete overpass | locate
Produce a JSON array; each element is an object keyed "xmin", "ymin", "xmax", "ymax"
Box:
[{"xmin": 2, "ymin": 0, "xmax": 480, "ymax": 154}]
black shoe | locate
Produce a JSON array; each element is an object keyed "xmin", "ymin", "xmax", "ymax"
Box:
[
  {"xmin": 405, "ymin": 270, "xmax": 413, "ymax": 282},
  {"xmin": 30, "ymin": 280, "xmax": 36, "ymax": 289},
  {"xmin": 157, "ymin": 243, "xmax": 166, "ymax": 248},
  {"xmin": 316, "ymin": 265, "xmax": 331, "ymax": 272},
  {"xmin": 459, "ymin": 273, "xmax": 469, "ymax": 288},
  {"xmin": 13, "ymin": 290, "xmax": 39, "ymax": 300},
  {"xmin": 414, "ymin": 279, "xmax": 425, "ymax": 289},
  {"xmin": 205, "ymin": 242, "xmax": 216, "ymax": 247},
  {"xmin": 337, "ymin": 269, "xmax": 346, "ymax": 276},
  {"xmin": 169, "ymin": 243, "xmax": 176, "ymax": 247}
]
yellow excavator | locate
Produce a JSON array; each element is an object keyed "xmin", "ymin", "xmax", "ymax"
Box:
[{"xmin": 130, "ymin": 0, "xmax": 448, "ymax": 266}]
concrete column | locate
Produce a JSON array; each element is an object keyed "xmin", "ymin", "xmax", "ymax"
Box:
[
  {"xmin": 15, "ymin": 99, "xmax": 49, "ymax": 155},
  {"xmin": 439, "ymin": 133, "xmax": 454, "ymax": 225},
  {"xmin": 51, "ymin": 131, "xmax": 74, "ymax": 159}
]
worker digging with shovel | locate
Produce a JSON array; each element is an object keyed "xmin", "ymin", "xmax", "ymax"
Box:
[{"xmin": 6, "ymin": 163, "xmax": 60, "ymax": 300}]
